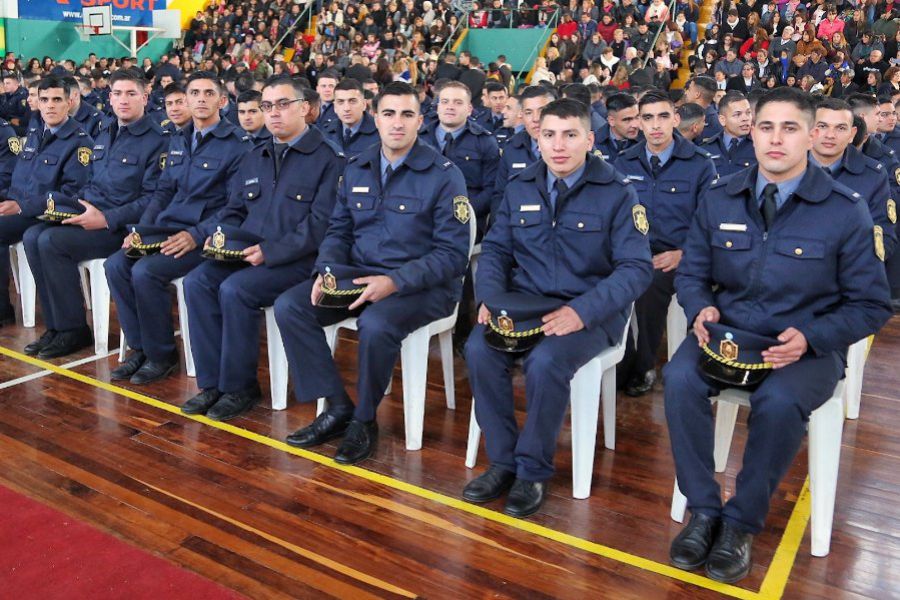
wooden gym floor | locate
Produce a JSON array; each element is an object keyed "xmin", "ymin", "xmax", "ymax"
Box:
[{"xmin": 0, "ymin": 302, "xmax": 898, "ymax": 599}]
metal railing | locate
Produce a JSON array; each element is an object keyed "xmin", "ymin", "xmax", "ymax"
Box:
[
  {"xmin": 269, "ymin": 2, "xmax": 315, "ymax": 57},
  {"xmin": 517, "ymin": 8, "xmax": 561, "ymax": 87},
  {"xmin": 642, "ymin": 0, "xmax": 680, "ymax": 68}
]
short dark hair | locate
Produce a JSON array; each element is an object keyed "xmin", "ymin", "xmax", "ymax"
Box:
[
  {"xmin": 755, "ymin": 87, "xmax": 816, "ymax": 126},
  {"xmin": 237, "ymin": 89, "xmax": 262, "ymax": 104},
  {"xmin": 186, "ymin": 71, "xmax": 225, "ymax": 95},
  {"xmin": 877, "ymin": 95, "xmax": 894, "ymax": 105},
  {"xmin": 109, "ymin": 69, "xmax": 147, "ymax": 88},
  {"xmin": 691, "ymin": 76, "xmax": 717, "ymax": 101},
  {"xmin": 561, "ymin": 83, "xmax": 591, "ymax": 108},
  {"xmin": 335, "ymin": 78, "xmax": 364, "ymax": 94},
  {"xmin": 374, "ymin": 81, "xmax": 419, "ymax": 112},
  {"xmin": 846, "ymin": 92, "xmax": 878, "ymax": 113},
  {"xmin": 518, "ymin": 84, "xmax": 558, "ymax": 103},
  {"xmin": 718, "ymin": 91, "xmax": 748, "ymax": 113},
  {"xmin": 638, "ymin": 89, "xmax": 674, "ymax": 110},
  {"xmin": 235, "ymin": 72, "xmax": 255, "ymax": 93},
  {"xmin": 484, "ymin": 81, "xmax": 507, "ymax": 95},
  {"xmin": 1, "ymin": 72, "xmax": 18, "ymax": 82},
  {"xmin": 38, "ymin": 75, "xmax": 71, "ymax": 96},
  {"xmin": 163, "ymin": 82, "xmax": 186, "ymax": 98},
  {"xmin": 677, "ymin": 102, "xmax": 706, "ymax": 123},
  {"xmin": 317, "ymin": 69, "xmax": 340, "ymax": 84},
  {"xmin": 816, "ymin": 97, "xmax": 852, "ymax": 114},
  {"xmin": 605, "ymin": 92, "xmax": 637, "ymax": 114},
  {"xmin": 539, "ymin": 97, "xmax": 591, "ymax": 131},
  {"xmin": 852, "ymin": 114, "xmax": 867, "ymax": 146},
  {"xmin": 262, "ymin": 74, "xmax": 307, "ymax": 99}
]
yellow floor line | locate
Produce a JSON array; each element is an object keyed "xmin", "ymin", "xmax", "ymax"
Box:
[
  {"xmin": 0, "ymin": 344, "xmax": 811, "ymax": 599},
  {"xmin": 758, "ymin": 479, "xmax": 811, "ymax": 599}
]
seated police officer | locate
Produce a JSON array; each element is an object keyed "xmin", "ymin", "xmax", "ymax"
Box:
[
  {"xmin": 613, "ymin": 90, "xmax": 717, "ymax": 397},
  {"xmin": 495, "ymin": 93, "xmax": 523, "ymax": 148},
  {"xmin": 699, "ymin": 91, "xmax": 756, "ymax": 178},
  {"xmin": 492, "ymin": 86, "xmax": 557, "ymax": 215},
  {"xmin": 0, "ymin": 75, "xmax": 93, "ymax": 333},
  {"xmin": 106, "ymin": 71, "xmax": 250, "ymax": 385},
  {"xmin": 63, "ymin": 75, "xmax": 102, "ymax": 138},
  {"xmin": 474, "ymin": 81, "xmax": 509, "ymax": 134},
  {"xmin": 592, "ymin": 92, "xmax": 641, "ymax": 161},
  {"xmin": 274, "ymin": 82, "xmax": 470, "ymax": 465},
  {"xmin": 322, "ymin": 78, "xmax": 380, "ymax": 159},
  {"xmin": 20, "ymin": 69, "xmax": 169, "ymax": 359},
  {"xmin": 180, "ymin": 76, "xmax": 345, "ymax": 421},
  {"xmin": 236, "ymin": 89, "xmax": 271, "ymax": 141},
  {"xmin": 665, "ymin": 88, "xmax": 892, "ymax": 583},
  {"xmin": 463, "ymin": 99, "xmax": 653, "ymax": 518},
  {"xmin": 162, "ymin": 83, "xmax": 192, "ymax": 132},
  {"xmin": 811, "ymin": 98, "xmax": 897, "ymax": 260}
]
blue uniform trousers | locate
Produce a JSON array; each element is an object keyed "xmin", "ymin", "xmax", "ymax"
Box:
[
  {"xmin": 622, "ymin": 268, "xmax": 676, "ymax": 376},
  {"xmin": 464, "ymin": 323, "xmax": 612, "ymax": 482},
  {"xmin": 273, "ymin": 280, "xmax": 453, "ymax": 422},
  {"xmin": 183, "ymin": 260, "xmax": 310, "ymax": 393},
  {"xmin": 22, "ymin": 224, "xmax": 121, "ymax": 331},
  {"xmin": 104, "ymin": 249, "xmax": 203, "ymax": 362},
  {"xmin": 0, "ymin": 214, "xmax": 39, "ymax": 312},
  {"xmin": 663, "ymin": 336, "xmax": 843, "ymax": 533}
]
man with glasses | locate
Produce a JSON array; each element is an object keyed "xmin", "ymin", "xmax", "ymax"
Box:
[
  {"xmin": 181, "ymin": 76, "xmax": 345, "ymax": 421},
  {"xmin": 0, "ymin": 75, "xmax": 93, "ymax": 330},
  {"xmin": 105, "ymin": 71, "xmax": 251, "ymax": 385}
]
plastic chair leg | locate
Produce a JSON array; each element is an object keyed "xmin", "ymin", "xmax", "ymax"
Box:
[
  {"xmin": 465, "ymin": 399, "xmax": 480, "ymax": 469},
  {"xmin": 400, "ymin": 328, "xmax": 429, "ymax": 451},
  {"xmin": 438, "ymin": 329, "xmax": 455, "ymax": 410},
  {"xmin": 570, "ymin": 359, "xmax": 603, "ymax": 499},
  {"xmin": 173, "ymin": 279, "xmax": 195, "ymax": 377},
  {"xmin": 265, "ymin": 307, "xmax": 288, "ymax": 411},
  {"xmin": 714, "ymin": 400, "xmax": 740, "ymax": 473},
  {"xmin": 809, "ymin": 395, "xmax": 844, "ymax": 557}
]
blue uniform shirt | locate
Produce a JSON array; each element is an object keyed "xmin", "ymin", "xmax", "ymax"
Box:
[
  {"xmin": 9, "ymin": 118, "xmax": 94, "ymax": 218},
  {"xmin": 478, "ymin": 153, "xmax": 652, "ymax": 343},
  {"xmin": 316, "ymin": 139, "xmax": 470, "ymax": 303},
  {"xmin": 141, "ymin": 119, "xmax": 251, "ymax": 243},
  {"xmin": 593, "ymin": 123, "xmax": 637, "ymax": 161},
  {"xmin": 699, "ymin": 130, "xmax": 757, "ymax": 178},
  {"xmin": 754, "ymin": 170, "xmax": 803, "ymax": 211},
  {"xmin": 493, "ymin": 129, "xmax": 540, "ymax": 214},
  {"xmin": 0, "ymin": 119, "xmax": 20, "ymax": 196},
  {"xmin": 676, "ymin": 164, "xmax": 892, "ymax": 356},
  {"xmin": 321, "ymin": 112, "xmax": 380, "ymax": 158}
]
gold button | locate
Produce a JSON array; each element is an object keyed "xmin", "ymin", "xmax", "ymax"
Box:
[
  {"xmin": 399, "ymin": 204, "xmax": 406, "ymax": 210},
  {"xmin": 577, "ymin": 222, "xmax": 584, "ymax": 229},
  {"xmin": 203, "ymin": 162, "xmax": 208, "ymax": 168},
  {"xmin": 356, "ymin": 202, "xmax": 362, "ymax": 208},
  {"xmin": 795, "ymin": 248, "xmax": 803, "ymax": 255},
  {"xmin": 725, "ymin": 241, "xmax": 733, "ymax": 248}
]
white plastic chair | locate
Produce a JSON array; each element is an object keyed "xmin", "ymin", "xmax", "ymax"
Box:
[
  {"xmin": 671, "ymin": 381, "xmax": 846, "ymax": 557},
  {"xmin": 465, "ymin": 307, "xmax": 634, "ymax": 499},
  {"xmin": 843, "ymin": 338, "xmax": 869, "ymax": 420},
  {"xmin": 9, "ymin": 242, "xmax": 35, "ymax": 327},
  {"xmin": 667, "ymin": 294, "xmax": 688, "ymax": 360},
  {"xmin": 116, "ymin": 276, "xmax": 195, "ymax": 377},
  {"xmin": 264, "ymin": 306, "xmax": 289, "ymax": 410},
  {"xmin": 76, "ymin": 259, "xmax": 111, "ymax": 354}
]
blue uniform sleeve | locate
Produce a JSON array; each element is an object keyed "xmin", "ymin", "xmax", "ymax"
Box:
[
  {"xmin": 20, "ymin": 135, "xmax": 95, "ymax": 218},
  {"xmin": 865, "ymin": 169, "xmax": 897, "ymax": 260},
  {"xmin": 388, "ymin": 165, "xmax": 470, "ymax": 294},
  {"xmin": 674, "ymin": 192, "xmax": 718, "ymax": 325},
  {"xmin": 102, "ymin": 137, "xmax": 169, "ymax": 231},
  {"xmin": 567, "ymin": 186, "xmax": 653, "ymax": 329},
  {"xmin": 471, "ymin": 135, "xmax": 500, "ymax": 218},
  {"xmin": 491, "ymin": 153, "xmax": 510, "ymax": 215},
  {"xmin": 0, "ymin": 128, "xmax": 18, "ymax": 196},
  {"xmin": 140, "ymin": 156, "xmax": 177, "ymax": 225},
  {"xmin": 799, "ymin": 201, "xmax": 892, "ymax": 355},
  {"xmin": 262, "ymin": 153, "xmax": 346, "ymax": 266}
]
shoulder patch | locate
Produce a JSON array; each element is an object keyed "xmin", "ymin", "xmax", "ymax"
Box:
[
  {"xmin": 7, "ymin": 137, "xmax": 21, "ymax": 155},
  {"xmin": 159, "ymin": 152, "xmax": 167, "ymax": 170},
  {"xmin": 888, "ymin": 199, "xmax": 897, "ymax": 224},
  {"xmin": 895, "ymin": 167, "xmax": 900, "ymax": 186},
  {"xmin": 160, "ymin": 119, "xmax": 171, "ymax": 127},
  {"xmin": 440, "ymin": 160, "xmax": 453, "ymax": 170},
  {"xmin": 632, "ymin": 204, "xmax": 649, "ymax": 235},
  {"xmin": 875, "ymin": 225, "xmax": 886, "ymax": 261},
  {"xmin": 77, "ymin": 147, "xmax": 91, "ymax": 166}
]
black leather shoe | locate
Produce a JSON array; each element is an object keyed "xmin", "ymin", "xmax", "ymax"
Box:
[
  {"xmin": 206, "ymin": 385, "xmax": 261, "ymax": 421},
  {"xmin": 24, "ymin": 330, "xmax": 57, "ymax": 356},
  {"xmin": 129, "ymin": 354, "xmax": 178, "ymax": 385},
  {"xmin": 705, "ymin": 522, "xmax": 754, "ymax": 583},
  {"xmin": 181, "ymin": 388, "xmax": 222, "ymax": 415},
  {"xmin": 670, "ymin": 512, "xmax": 720, "ymax": 570},
  {"xmin": 624, "ymin": 369, "xmax": 657, "ymax": 397},
  {"xmin": 286, "ymin": 410, "xmax": 352, "ymax": 448},
  {"xmin": 110, "ymin": 351, "xmax": 146, "ymax": 381},
  {"xmin": 503, "ymin": 479, "xmax": 549, "ymax": 518},
  {"xmin": 334, "ymin": 419, "xmax": 378, "ymax": 465},
  {"xmin": 462, "ymin": 465, "xmax": 516, "ymax": 503},
  {"xmin": 37, "ymin": 326, "xmax": 93, "ymax": 359}
]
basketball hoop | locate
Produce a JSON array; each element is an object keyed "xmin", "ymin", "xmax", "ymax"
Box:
[{"xmin": 76, "ymin": 24, "xmax": 101, "ymax": 42}]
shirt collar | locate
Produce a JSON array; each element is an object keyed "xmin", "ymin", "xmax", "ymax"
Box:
[
  {"xmin": 531, "ymin": 137, "xmax": 541, "ymax": 157},
  {"xmin": 645, "ymin": 140, "xmax": 675, "ymax": 166},
  {"xmin": 722, "ymin": 132, "xmax": 745, "ymax": 148},
  {"xmin": 45, "ymin": 117, "xmax": 69, "ymax": 136},
  {"xmin": 275, "ymin": 126, "xmax": 309, "ymax": 148},
  {"xmin": 437, "ymin": 123, "xmax": 464, "ymax": 142},
  {"xmin": 344, "ymin": 119, "xmax": 363, "ymax": 137},
  {"xmin": 546, "ymin": 162, "xmax": 587, "ymax": 194},
  {"xmin": 381, "ymin": 149, "xmax": 409, "ymax": 178},
  {"xmin": 754, "ymin": 170, "xmax": 805, "ymax": 208},
  {"xmin": 809, "ymin": 152, "xmax": 842, "ymax": 175}
]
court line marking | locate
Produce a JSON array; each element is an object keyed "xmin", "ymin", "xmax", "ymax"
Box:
[
  {"xmin": 0, "ymin": 344, "xmax": 812, "ymax": 599},
  {"xmin": 0, "ymin": 349, "xmax": 120, "ymax": 390}
]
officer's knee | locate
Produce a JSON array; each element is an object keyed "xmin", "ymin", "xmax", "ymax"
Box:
[
  {"xmin": 131, "ymin": 258, "xmax": 161, "ymax": 287},
  {"xmin": 464, "ymin": 327, "xmax": 491, "ymax": 364},
  {"xmin": 357, "ymin": 312, "xmax": 402, "ymax": 346},
  {"xmin": 104, "ymin": 251, "xmax": 129, "ymax": 283},
  {"xmin": 219, "ymin": 275, "xmax": 254, "ymax": 308},
  {"xmin": 523, "ymin": 344, "xmax": 575, "ymax": 383},
  {"xmin": 273, "ymin": 287, "xmax": 302, "ymax": 325},
  {"xmin": 749, "ymin": 390, "xmax": 807, "ymax": 426}
]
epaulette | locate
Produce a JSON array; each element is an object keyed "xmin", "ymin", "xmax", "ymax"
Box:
[
  {"xmin": 700, "ymin": 137, "xmax": 716, "ymax": 145},
  {"xmin": 709, "ymin": 177, "xmax": 728, "ymax": 189},
  {"xmin": 347, "ymin": 154, "xmax": 360, "ymax": 164},
  {"xmin": 439, "ymin": 159, "xmax": 453, "ymax": 170}
]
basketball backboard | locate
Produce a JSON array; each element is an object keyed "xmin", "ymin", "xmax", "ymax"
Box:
[{"xmin": 82, "ymin": 6, "xmax": 113, "ymax": 36}]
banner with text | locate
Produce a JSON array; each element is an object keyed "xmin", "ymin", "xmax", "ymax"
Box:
[{"xmin": 17, "ymin": 0, "xmax": 168, "ymax": 27}]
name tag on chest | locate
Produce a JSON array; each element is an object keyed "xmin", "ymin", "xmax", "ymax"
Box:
[
  {"xmin": 719, "ymin": 223, "xmax": 748, "ymax": 232},
  {"xmin": 519, "ymin": 204, "xmax": 541, "ymax": 212}
]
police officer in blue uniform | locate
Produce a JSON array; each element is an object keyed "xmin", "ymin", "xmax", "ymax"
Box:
[
  {"xmin": 0, "ymin": 118, "xmax": 19, "ymax": 202},
  {"xmin": 315, "ymin": 71, "xmax": 340, "ymax": 129},
  {"xmin": 492, "ymin": 86, "xmax": 557, "ymax": 215},
  {"xmin": 665, "ymin": 88, "xmax": 892, "ymax": 583},
  {"xmin": 493, "ymin": 93, "xmax": 521, "ymax": 148},
  {"xmin": 0, "ymin": 72, "xmax": 29, "ymax": 135},
  {"xmin": 235, "ymin": 89, "xmax": 271, "ymax": 142},
  {"xmin": 181, "ymin": 77, "xmax": 344, "ymax": 421},
  {"xmin": 421, "ymin": 80, "xmax": 500, "ymax": 236},
  {"xmin": 463, "ymin": 99, "xmax": 653, "ymax": 517},
  {"xmin": 684, "ymin": 76, "xmax": 723, "ymax": 140},
  {"xmin": 473, "ymin": 81, "xmax": 508, "ymax": 134},
  {"xmin": 593, "ymin": 93, "xmax": 641, "ymax": 161},
  {"xmin": 613, "ymin": 90, "xmax": 717, "ymax": 396},
  {"xmin": 161, "ymin": 83, "xmax": 192, "ymax": 132},
  {"xmin": 105, "ymin": 71, "xmax": 251, "ymax": 385},
  {"xmin": 699, "ymin": 92, "xmax": 756, "ymax": 178},
  {"xmin": 63, "ymin": 75, "xmax": 102, "ymax": 138},
  {"xmin": 0, "ymin": 75, "xmax": 93, "ymax": 331},
  {"xmin": 21, "ymin": 70, "xmax": 168, "ymax": 359},
  {"xmin": 811, "ymin": 98, "xmax": 897, "ymax": 260},
  {"xmin": 274, "ymin": 82, "xmax": 470, "ymax": 465},
  {"xmin": 321, "ymin": 79, "xmax": 380, "ymax": 158}
]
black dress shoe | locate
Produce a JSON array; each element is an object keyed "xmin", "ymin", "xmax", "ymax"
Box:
[
  {"xmin": 286, "ymin": 410, "xmax": 353, "ymax": 448},
  {"xmin": 37, "ymin": 327, "xmax": 93, "ymax": 359},
  {"xmin": 110, "ymin": 351, "xmax": 146, "ymax": 381},
  {"xmin": 503, "ymin": 479, "xmax": 549, "ymax": 518},
  {"xmin": 334, "ymin": 419, "xmax": 378, "ymax": 465},
  {"xmin": 624, "ymin": 369, "xmax": 657, "ymax": 397},
  {"xmin": 181, "ymin": 388, "xmax": 222, "ymax": 415},
  {"xmin": 670, "ymin": 512, "xmax": 721, "ymax": 570},
  {"xmin": 206, "ymin": 385, "xmax": 261, "ymax": 421},
  {"xmin": 705, "ymin": 522, "xmax": 754, "ymax": 583},
  {"xmin": 462, "ymin": 465, "xmax": 516, "ymax": 503},
  {"xmin": 24, "ymin": 330, "xmax": 57, "ymax": 356},
  {"xmin": 129, "ymin": 354, "xmax": 178, "ymax": 385}
]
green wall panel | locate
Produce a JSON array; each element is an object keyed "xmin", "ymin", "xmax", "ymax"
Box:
[
  {"xmin": 5, "ymin": 18, "xmax": 172, "ymax": 62},
  {"xmin": 457, "ymin": 29, "xmax": 550, "ymax": 72}
]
